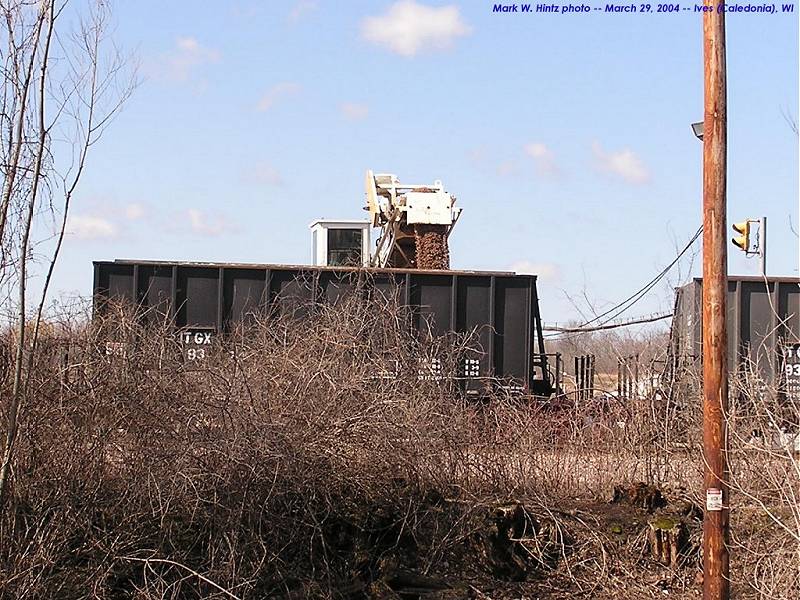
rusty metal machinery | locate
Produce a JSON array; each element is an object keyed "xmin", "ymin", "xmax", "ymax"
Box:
[{"xmin": 364, "ymin": 170, "xmax": 462, "ymax": 269}]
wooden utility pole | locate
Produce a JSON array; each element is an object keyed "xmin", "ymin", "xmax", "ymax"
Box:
[{"xmin": 702, "ymin": 6, "xmax": 730, "ymax": 600}]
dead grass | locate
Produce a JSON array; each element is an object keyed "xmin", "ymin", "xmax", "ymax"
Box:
[{"xmin": 0, "ymin": 292, "xmax": 796, "ymax": 598}]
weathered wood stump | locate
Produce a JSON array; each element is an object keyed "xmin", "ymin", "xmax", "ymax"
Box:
[
  {"xmin": 648, "ymin": 516, "xmax": 688, "ymax": 567},
  {"xmin": 611, "ymin": 482, "xmax": 666, "ymax": 511}
]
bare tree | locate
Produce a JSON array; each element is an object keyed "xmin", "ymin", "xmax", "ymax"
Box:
[{"xmin": 0, "ymin": 0, "xmax": 136, "ymax": 505}]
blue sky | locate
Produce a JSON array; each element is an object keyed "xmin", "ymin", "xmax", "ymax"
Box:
[{"xmin": 52, "ymin": 1, "xmax": 799, "ymax": 323}]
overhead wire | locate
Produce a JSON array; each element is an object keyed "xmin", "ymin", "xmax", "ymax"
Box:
[
  {"xmin": 545, "ymin": 225, "xmax": 703, "ymax": 339},
  {"xmin": 542, "ymin": 311, "xmax": 673, "ymax": 333}
]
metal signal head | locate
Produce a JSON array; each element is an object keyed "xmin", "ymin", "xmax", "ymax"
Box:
[{"xmin": 731, "ymin": 220, "xmax": 751, "ymax": 253}]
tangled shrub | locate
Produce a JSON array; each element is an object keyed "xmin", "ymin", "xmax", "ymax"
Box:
[
  {"xmin": 0, "ymin": 293, "xmax": 496, "ymax": 598},
  {"xmin": 0, "ymin": 291, "xmax": 797, "ymax": 598}
]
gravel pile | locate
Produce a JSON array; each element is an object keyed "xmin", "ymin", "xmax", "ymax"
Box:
[{"xmin": 414, "ymin": 225, "xmax": 450, "ymax": 270}]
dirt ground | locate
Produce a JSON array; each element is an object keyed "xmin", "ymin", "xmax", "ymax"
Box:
[{"xmin": 309, "ymin": 485, "xmax": 707, "ymax": 600}]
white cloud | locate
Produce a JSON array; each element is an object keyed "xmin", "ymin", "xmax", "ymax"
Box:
[
  {"xmin": 339, "ymin": 102, "xmax": 369, "ymax": 121},
  {"xmin": 162, "ymin": 37, "xmax": 220, "ymax": 83},
  {"xmin": 289, "ymin": 0, "xmax": 318, "ymax": 21},
  {"xmin": 67, "ymin": 215, "xmax": 117, "ymax": 240},
  {"xmin": 524, "ymin": 142, "xmax": 560, "ymax": 177},
  {"xmin": 591, "ymin": 141, "xmax": 650, "ymax": 184},
  {"xmin": 187, "ymin": 209, "xmax": 234, "ymax": 237},
  {"xmin": 124, "ymin": 203, "xmax": 145, "ymax": 220},
  {"xmin": 257, "ymin": 82, "xmax": 301, "ymax": 112},
  {"xmin": 496, "ymin": 161, "xmax": 517, "ymax": 177},
  {"xmin": 361, "ymin": 1, "xmax": 472, "ymax": 57},
  {"xmin": 242, "ymin": 161, "xmax": 284, "ymax": 186},
  {"xmin": 509, "ymin": 261, "xmax": 560, "ymax": 282}
]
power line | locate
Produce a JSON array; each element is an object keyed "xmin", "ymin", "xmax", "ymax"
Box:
[
  {"xmin": 564, "ymin": 226, "xmax": 702, "ymax": 329},
  {"xmin": 543, "ymin": 311, "xmax": 673, "ymax": 334},
  {"xmin": 544, "ymin": 226, "xmax": 702, "ymax": 341}
]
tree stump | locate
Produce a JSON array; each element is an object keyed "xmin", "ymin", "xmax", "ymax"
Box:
[
  {"xmin": 648, "ymin": 516, "xmax": 688, "ymax": 567},
  {"xmin": 611, "ymin": 482, "xmax": 666, "ymax": 512}
]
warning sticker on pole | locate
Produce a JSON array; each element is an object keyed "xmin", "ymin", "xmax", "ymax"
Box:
[{"xmin": 706, "ymin": 488, "xmax": 723, "ymax": 512}]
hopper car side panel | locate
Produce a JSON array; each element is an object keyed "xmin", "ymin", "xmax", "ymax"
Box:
[
  {"xmin": 669, "ymin": 277, "xmax": 800, "ymax": 397},
  {"xmin": 93, "ymin": 261, "xmax": 553, "ymax": 395}
]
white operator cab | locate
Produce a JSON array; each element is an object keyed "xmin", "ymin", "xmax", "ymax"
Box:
[{"xmin": 309, "ymin": 220, "xmax": 371, "ymax": 267}]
